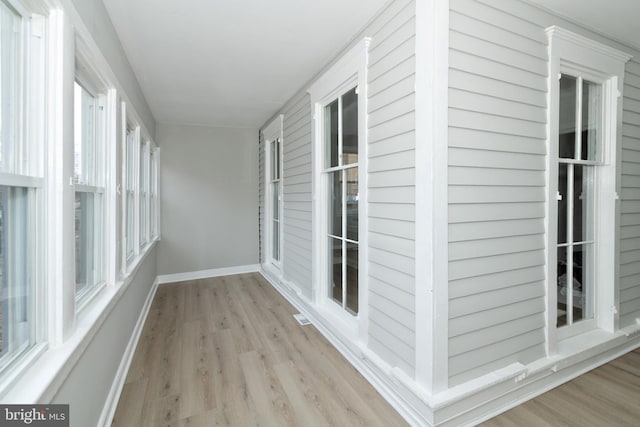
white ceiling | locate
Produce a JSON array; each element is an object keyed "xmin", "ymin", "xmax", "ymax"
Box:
[
  {"xmin": 526, "ymin": 0, "xmax": 640, "ymax": 51},
  {"xmin": 103, "ymin": 0, "xmax": 388, "ymax": 129}
]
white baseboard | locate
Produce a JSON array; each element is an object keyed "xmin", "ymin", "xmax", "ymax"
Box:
[
  {"xmin": 97, "ymin": 277, "xmax": 159, "ymax": 427},
  {"xmin": 157, "ymin": 264, "xmax": 260, "ymax": 284}
]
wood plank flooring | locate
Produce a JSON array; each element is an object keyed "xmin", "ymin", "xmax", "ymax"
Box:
[
  {"xmin": 482, "ymin": 347, "xmax": 640, "ymax": 426},
  {"xmin": 111, "ymin": 273, "xmax": 407, "ymax": 427}
]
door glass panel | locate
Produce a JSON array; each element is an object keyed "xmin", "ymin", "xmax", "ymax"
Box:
[
  {"xmin": 345, "ymin": 243, "xmax": 358, "ymax": 314},
  {"xmin": 557, "ymin": 246, "xmax": 568, "ymax": 328},
  {"xmin": 581, "ymin": 80, "xmax": 602, "ymax": 161},
  {"xmin": 346, "ymin": 167, "xmax": 358, "ymax": 242},
  {"xmin": 558, "ymin": 163, "xmax": 568, "ymax": 244},
  {"xmin": 573, "ymin": 165, "xmax": 594, "ymax": 243},
  {"xmin": 342, "ymin": 88, "xmax": 358, "ymax": 165},
  {"xmin": 329, "ymin": 237, "xmax": 343, "ymax": 305},
  {"xmin": 559, "ymin": 74, "xmax": 577, "ymax": 159},
  {"xmin": 325, "ymin": 100, "xmax": 339, "ymax": 168},
  {"xmin": 329, "ymin": 171, "xmax": 342, "ymax": 237}
]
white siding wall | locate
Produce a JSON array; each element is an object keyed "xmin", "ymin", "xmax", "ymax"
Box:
[
  {"xmin": 448, "ymin": 0, "xmax": 640, "ymax": 386},
  {"xmin": 259, "ymin": 0, "xmax": 417, "ymax": 375},
  {"xmin": 282, "ymin": 92, "xmax": 313, "ymax": 297},
  {"xmin": 366, "ymin": 0, "xmax": 416, "ymax": 376},
  {"xmin": 620, "ymin": 58, "xmax": 640, "ymax": 328},
  {"xmin": 448, "ymin": 0, "xmax": 550, "ymax": 385}
]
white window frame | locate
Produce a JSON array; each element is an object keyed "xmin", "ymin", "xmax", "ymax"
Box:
[
  {"xmin": 150, "ymin": 146, "xmax": 160, "ymax": 240},
  {"xmin": 308, "ymin": 38, "xmax": 369, "ymax": 341},
  {"xmin": 546, "ymin": 27, "xmax": 631, "ymax": 351},
  {"xmin": 122, "ymin": 109, "xmax": 139, "ymax": 270},
  {"xmin": 73, "ymin": 51, "xmax": 112, "ymax": 308},
  {"xmin": 0, "ymin": 0, "xmax": 46, "ymax": 391},
  {"xmin": 263, "ymin": 115, "xmax": 283, "ymax": 271},
  {"xmin": 139, "ymin": 138, "xmax": 150, "ymax": 249}
]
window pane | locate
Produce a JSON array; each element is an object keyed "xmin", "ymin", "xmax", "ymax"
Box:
[
  {"xmin": 559, "ymin": 74, "xmax": 577, "ymax": 159},
  {"xmin": 581, "ymin": 80, "xmax": 602, "ymax": 161},
  {"xmin": 574, "ymin": 165, "xmax": 594, "ymax": 243},
  {"xmin": 0, "ymin": 4, "xmax": 21, "ymax": 173},
  {"xmin": 272, "ymin": 183, "xmax": 279, "ymax": 221},
  {"xmin": 342, "ymin": 88, "xmax": 358, "ymax": 165},
  {"xmin": 270, "ymin": 140, "xmax": 276, "ymax": 181},
  {"xmin": 346, "ymin": 166, "xmax": 358, "ymax": 242},
  {"xmin": 574, "ymin": 243, "xmax": 594, "ymax": 323},
  {"xmin": 75, "ymin": 192, "xmax": 103, "ymax": 294},
  {"xmin": 557, "ymin": 246, "xmax": 568, "ymax": 328},
  {"xmin": 329, "ymin": 171, "xmax": 342, "ymax": 237},
  {"xmin": 325, "ymin": 99, "xmax": 339, "ymax": 168},
  {"xmin": 557, "ymin": 163, "xmax": 568, "ymax": 244},
  {"xmin": 74, "ymin": 82, "xmax": 97, "ymax": 185},
  {"xmin": 329, "ymin": 237, "xmax": 342, "ymax": 306},
  {"xmin": 345, "ymin": 242, "xmax": 358, "ymax": 315},
  {"xmin": 275, "ymin": 139, "xmax": 280, "ymax": 180},
  {"xmin": 272, "ymin": 220, "xmax": 279, "ymax": 262},
  {"xmin": 0, "ymin": 186, "xmax": 31, "ymax": 361}
]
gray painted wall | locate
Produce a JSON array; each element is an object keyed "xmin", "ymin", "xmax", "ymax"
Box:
[
  {"xmin": 52, "ymin": 248, "xmax": 157, "ymax": 427},
  {"xmin": 157, "ymin": 124, "xmax": 259, "ymax": 275},
  {"xmin": 69, "ymin": 0, "xmax": 156, "ymax": 137}
]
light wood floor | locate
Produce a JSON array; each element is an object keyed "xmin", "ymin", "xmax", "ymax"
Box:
[
  {"xmin": 482, "ymin": 347, "xmax": 640, "ymax": 426},
  {"xmin": 111, "ymin": 273, "xmax": 407, "ymax": 427}
]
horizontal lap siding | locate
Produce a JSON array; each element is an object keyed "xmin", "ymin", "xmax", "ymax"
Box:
[
  {"xmin": 448, "ymin": 0, "xmax": 547, "ymax": 386},
  {"xmin": 366, "ymin": 0, "xmax": 416, "ymax": 376},
  {"xmin": 620, "ymin": 59, "xmax": 640, "ymax": 328},
  {"xmin": 282, "ymin": 92, "xmax": 313, "ymax": 298}
]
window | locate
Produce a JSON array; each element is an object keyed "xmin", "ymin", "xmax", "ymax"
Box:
[
  {"xmin": 325, "ymin": 87, "xmax": 359, "ymax": 315},
  {"xmin": 547, "ymin": 27, "xmax": 631, "ymax": 341},
  {"xmin": 269, "ymin": 137, "xmax": 281, "ymax": 263},
  {"xmin": 124, "ymin": 125, "xmax": 137, "ymax": 263},
  {"xmin": 73, "ymin": 80, "xmax": 105, "ymax": 301},
  {"xmin": 0, "ymin": 0, "xmax": 44, "ymax": 375},
  {"xmin": 150, "ymin": 147, "xmax": 158, "ymax": 239},
  {"xmin": 139, "ymin": 139, "xmax": 149, "ymax": 248},
  {"xmin": 555, "ymin": 74, "xmax": 600, "ymax": 330},
  {"xmin": 263, "ymin": 116, "xmax": 282, "ymax": 269},
  {"xmin": 309, "ymin": 38, "xmax": 369, "ymax": 329}
]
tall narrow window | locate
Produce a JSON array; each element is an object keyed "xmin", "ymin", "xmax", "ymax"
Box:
[
  {"xmin": 139, "ymin": 140, "xmax": 149, "ymax": 248},
  {"xmin": 269, "ymin": 138, "xmax": 281, "ymax": 263},
  {"xmin": 547, "ymin": 26, "xmax": 630, "ymax": 341},
  {"xmin": 150, "ymin": 147, "xmax": 158, "ymax": 239},
  {"xmin": 0, "ymin": 0, "xmax": 42, "ymax": 373},
  {"xmin": 125, "ymin": 126, "xmax": 136, "ymax": 263},
  {"xmin": 556, "ymin": 74, "xmax": 601, "ymax": 329},
  {"xmin": 74, "ymin": 81, "xmax": 105, "ymax": 300},
  {"xmin": 325, "ymin": 87, "xmax": 359, "ymax": 315}
]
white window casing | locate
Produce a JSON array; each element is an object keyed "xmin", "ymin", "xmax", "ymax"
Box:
[
  {"xmin": 308, "ymin": 38, "xmax": 370, "ymax": 342},
  {"xmin": 546, "ymin": 26, "xmax": 631, "ymax": 352},
  {"xmin": 263, "ymin": 114, "xmax": 283, "ymax": 272}
]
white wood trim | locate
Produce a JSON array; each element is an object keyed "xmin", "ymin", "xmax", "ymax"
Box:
[
  {"xmin": 157, "ymin": 264, "xmax": 261, "ymax": 285},
  {"xmin": 262, "ymin": 115, "xmax": 284, "ymax": 271},
  {"xmin": 415, "ymin": 0, "xmax": 449, "ymax": 394},
  {"xmin": 308, "ymin": 37, "xmax": 370, "ymax": 343},
  {"xmin": 546, "ymin": 26, "xmax": 630, "ymax": 351},
  {"xmin": 97, "ymin": 277, "xmax": 159, "ymax": 427}
]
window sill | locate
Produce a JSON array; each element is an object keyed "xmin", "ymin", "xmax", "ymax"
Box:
[{"xmin": 2, "ymin": 239, "xmax": 158, "ymax": 403}]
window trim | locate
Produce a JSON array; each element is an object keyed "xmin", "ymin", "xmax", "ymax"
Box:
[
  {"xmin": 546, "ymin": 26, "xmax": 631, "ymax": 352},
  {"xmin": 263, "ymin": 115, "xmax": 283, "ymax": 271},
  {"xmin": 308, "ymin": 38, "xmax": 370, "ymax": 341}
]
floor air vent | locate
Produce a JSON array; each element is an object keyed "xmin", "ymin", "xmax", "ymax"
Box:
[{"xmin": 293, "ymin": 313, "xmax": 311, "ymax": 326}]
